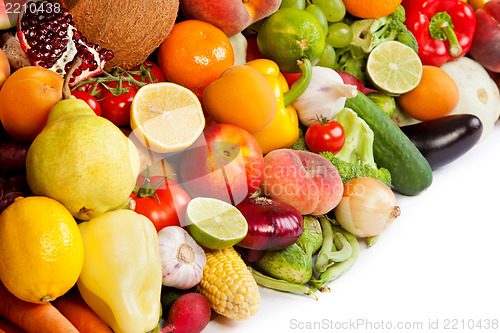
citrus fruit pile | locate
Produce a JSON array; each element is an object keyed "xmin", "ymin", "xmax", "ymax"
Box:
[{"xmin": 0, "ymin": 0, "xmax": 497, "ymax": 332}]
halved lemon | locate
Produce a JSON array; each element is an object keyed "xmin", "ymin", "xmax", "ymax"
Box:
[{"xmin": 130, "ymin": 82, "xmax": 205, "ymax": 153}]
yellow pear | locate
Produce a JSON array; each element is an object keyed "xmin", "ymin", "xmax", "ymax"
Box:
[{"xmin": 26, "ymin": 96, "xmax": 140, "ymax": 220}]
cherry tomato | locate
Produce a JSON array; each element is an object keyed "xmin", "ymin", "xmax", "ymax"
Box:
[
  {"xmin": 97, "ymin": 81, "xmax": 138, "ymax": 127},
  {"xmin": 130, "ymin": 61, "xmax": 166, "ymax": 84},
  {"xmin": 305, "ymin": 119, "xmax": 345, "ymax": 154},
  {"xmin": 70, "ymin": 90, "xmax": 101, "ymax": 116},
  {"xmin": 130, "ymin": 175, "xmax": 191, "ymax": 232}
]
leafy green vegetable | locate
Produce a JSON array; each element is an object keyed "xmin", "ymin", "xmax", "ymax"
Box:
[{"xmin": 334, "ymin": 108, "xmax": 375, "ymax": 167}]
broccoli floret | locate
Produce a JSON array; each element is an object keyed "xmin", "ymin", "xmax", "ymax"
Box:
[
  {"xmin": 349, "ymin": 5, "xmax": 418, "ymax": 54},
  {"xmin": 289, "ymin": 127, "xmax": 308, "ymax": 151},
  {"xmin": 334, "ymin": 45, "xmax": 368, "ymax": 83},
  {"xmin": 319, "ymin": 151, "xmax": 392, "ymax": 186},
  {"xmin": 396, "ymin": 25, "xmax": 419, "ymax": 54},
  {"xmin": 390, "ymin": 4, "xmax": 406, "ymax": 23}
]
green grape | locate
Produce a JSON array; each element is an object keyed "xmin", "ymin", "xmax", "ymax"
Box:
[
  {"xmin": 305, "ymin": 4, "xmax": 328, "ymax": 36},
  {"xmin": 280, "ymin": 0, "xmax": 306, "ymax": 10},
  {"xmin": 311, "ymin": 0, "xmax": 346, "ymax": 23},
  {"xmin": 326, "ymin": 22, "xmax": 353, "ymax": 48},
  {"xmin": 316, "ymin": 44, "xmax": 336, "ymax": 68}
]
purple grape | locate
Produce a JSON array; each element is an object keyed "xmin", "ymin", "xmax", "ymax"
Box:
[
  {"xmin": 0, "ymin": 142, "xmax": 29, "ymax": 176},
  {"xmin": 3, "ymin": 175, "xmax": 30, "ymax": 194},
  {"xmin": 0, "ymin": 191, "xmax": 28, "ymax": 212}
]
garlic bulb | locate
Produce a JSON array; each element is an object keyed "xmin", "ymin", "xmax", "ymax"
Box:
[
  {"xmin": 292, "ymin": 66, "xmax": 358, "ymax": 127},
  {"xmin": 157, "ymin": 226, "xmax": 206, "ymax": 290}
]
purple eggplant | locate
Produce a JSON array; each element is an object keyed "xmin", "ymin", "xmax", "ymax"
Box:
[{"xmin": 400, "ymin": 114, "xmax": 483, "ymax": 170}]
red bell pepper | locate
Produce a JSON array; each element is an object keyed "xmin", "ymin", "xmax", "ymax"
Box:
[{"xmin": 401, "ymin": 0, "xmax": 476, "ymax": 67}]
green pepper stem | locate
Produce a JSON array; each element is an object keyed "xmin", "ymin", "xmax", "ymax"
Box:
[
  {"xmin": 283, "ymin": 58, "xmax": 313, "ymax": 107},
  {"xmin": 429, "ymin": 12, "xmax": 462, "ymax": 57}
]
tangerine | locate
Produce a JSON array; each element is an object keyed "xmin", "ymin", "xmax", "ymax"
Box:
[
  {"xmin": 157, "ymin": 20, "xmax": 234, "ymax": 95},
  {"xmin": 343, "ymin": 0, "xmax": 402, "ymax": 19}
]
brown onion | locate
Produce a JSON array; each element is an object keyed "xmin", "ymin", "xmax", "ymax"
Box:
[
  {"xmin": 333, "ymin": 177, "xmax": 400, "ymax": 237},
  {"xmin": 236, "ymin": 197, "xmax": 303, "ymax": 251}
]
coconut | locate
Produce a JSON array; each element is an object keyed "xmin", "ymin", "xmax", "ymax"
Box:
[{"xmin": 58, "ymin": 0, "xmax": 179, "ymax": 70}]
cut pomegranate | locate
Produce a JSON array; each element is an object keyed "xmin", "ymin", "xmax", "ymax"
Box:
[{"xmin": 16, "ymin": 0, "xmax": 113, "ymax": 86}]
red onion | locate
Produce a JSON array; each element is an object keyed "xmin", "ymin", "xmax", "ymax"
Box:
[
  {"xmin": 336, "ymin": 71, "xmax": 381, "ymax": 95},
  {"xmin": 236, "ymin": 197, "xmax": 303, "ymax": 251}
]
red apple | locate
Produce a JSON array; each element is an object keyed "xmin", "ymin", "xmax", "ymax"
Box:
[
  {"xmin": 179, "ymin": 0, "xmax": 281, "ymax": 37},
  {"xmin": 179, "ymin": 123, "xmax": 264, "ymax": 205},
  {"xmin": 0, "ymin": 48, "xmax": 10, "ymax": 89},
  {"xmin": 469, "ymin": 0, "xmax": 500, "ymax": 72}
]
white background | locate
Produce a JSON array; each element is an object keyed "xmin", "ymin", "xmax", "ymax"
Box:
[{"xmin": 204, "ymin": 120, "xmax": 500, "ymax": 333}]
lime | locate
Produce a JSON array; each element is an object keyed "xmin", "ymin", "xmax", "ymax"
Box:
[
  {"xmin": 366, "ymin": 41, "xmax": 423, "ymax": 95},
  {"xmin": 257, "ymin": 8, "xmax": 326, "ymax": 73},
  {"xmin": 185, "ymin": 197, "xmax": 248, "ymax": 249}
]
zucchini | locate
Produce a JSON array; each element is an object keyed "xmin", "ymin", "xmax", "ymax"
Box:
[{"xmin": 345, "ymin": 92, "xmax": 432, "ymax": 195}]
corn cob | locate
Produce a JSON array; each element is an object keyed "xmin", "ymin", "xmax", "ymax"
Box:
[{"xmin": 197, "ymin": 247, "xmax": 260, "ymax": 320}]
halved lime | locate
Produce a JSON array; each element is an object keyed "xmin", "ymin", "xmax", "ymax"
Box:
[
  {"xmin": 366, "ymin": 41, "xmax": 423, "ymax": 95},
  {"xmin": 184, "ymin": 197, "xmax": 248, "ymax": 250}
]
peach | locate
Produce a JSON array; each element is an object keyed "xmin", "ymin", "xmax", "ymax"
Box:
[
  {"xmin": 180, "ymin": 0, "xmax": 281, "ymax": 37},
  {"xmin": 0, "ymin": 48, "xmax": 9, "ymax": 89},
  {"xmin": 260, "ymin": 149, "xmax": 343, "ymax": 215}
]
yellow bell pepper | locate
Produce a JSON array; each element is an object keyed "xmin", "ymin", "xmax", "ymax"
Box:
[
  {"xmin": 245, "ymin": 59, "xmax": 302, "ymax": 154},
  {"xmin": 77, "ymin": 209, "xmax": 162, "ymax": 333}
]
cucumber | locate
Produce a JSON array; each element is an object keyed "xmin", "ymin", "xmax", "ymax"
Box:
[{"xmin": 345, "ymin": 92, "xmax": 432, "ymax": 195}]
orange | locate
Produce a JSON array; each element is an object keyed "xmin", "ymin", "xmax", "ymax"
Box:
[
  {"xmin": 0, "ymin": 196, "xmax": 84, "ymax": 304},
  {"xmin": 157, "ymin": 20, "xmax": 234, "ymax": 95},
  {"xmin": 397, "ymin": 65, "xmax": 459, "ymax": 122},
  {"xmin": 0, "ymin": 66, "xmax": 63, "ymax": 142},
  {"xmin": 343, "ymin": 0, "xmax": 402, "ymax": 19}
]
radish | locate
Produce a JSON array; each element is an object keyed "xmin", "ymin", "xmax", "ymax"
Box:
[{"xmin": 161, "ymin": 293, "xmax": 211, "ymax": 333}]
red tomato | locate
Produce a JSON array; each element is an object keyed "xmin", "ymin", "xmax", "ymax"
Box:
[
  {"xmin": 97, "ymin": 81, "xmax": 138, "ymax": 127},
  {"xmin": 305, "ymin": 120, "xmax": 345, "ymax": 154},
  {"xmin": 131, "ymin": 175, "xmax": 191, "ymax": 232},
  {"xmin": 70, "ymin": 90, "xmax": 101, "ymax": 116},
  {"xmin": 130, "ymin": 61, "xmax": 166, "ymax": 84}
]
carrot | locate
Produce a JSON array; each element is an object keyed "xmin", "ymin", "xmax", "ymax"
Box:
[
  {"xmin": 52, "ymin": 288, "xmax": 113, "ymax": 333},
  {"xmin": 0, "ymin": 281, "xmax": 78, "ymax": 333},
  {"xmin": 0, "ymin": 315, "xmax": 25, "ymax": 333}
]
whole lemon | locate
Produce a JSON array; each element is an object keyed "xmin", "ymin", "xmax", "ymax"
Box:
[{"xmin": 0, "ymin": 196, "xmax": 84, "ymax": 304}]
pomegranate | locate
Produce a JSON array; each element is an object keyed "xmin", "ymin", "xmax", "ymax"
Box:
[{"xmin": 16, "ymin": 0, "xmax": 113, "ymax": 86}]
